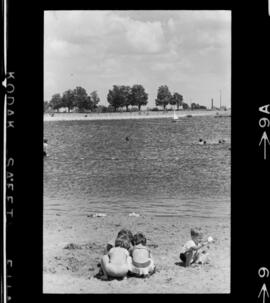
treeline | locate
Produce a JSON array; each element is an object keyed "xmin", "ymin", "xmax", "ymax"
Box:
[
  {"xmin": 44, "ymin": 87, "xmax": 100, "ymax": 113},
  {"xmin": 190, "ymin": 103, "xmax": 207, "ymax": 110},
  {"xmin": 44, "ymin": 84, "xmax": 205, "ymax": 113}
]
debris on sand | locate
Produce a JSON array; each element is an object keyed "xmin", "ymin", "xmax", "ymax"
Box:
[
  {"xmin": 128, "ymin": 212, "xmax": 140, "ymax": 217},
  {"xmin": 91, "ymin": 213, "xmax": 107, "ymax": 218},
  {"xmin": 64, "ymin": 243, "xmax": 82, "ymax": 250}
]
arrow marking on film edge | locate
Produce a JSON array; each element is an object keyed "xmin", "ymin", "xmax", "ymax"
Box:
[
  {"xmin": 259, "ymin": 131, "xmax": 270, "ymax": 160},
  {"xmin": 258, "ymin": 284, "xmax": 269, "ymax": 303}
]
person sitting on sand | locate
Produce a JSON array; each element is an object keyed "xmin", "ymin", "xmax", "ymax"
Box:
[
  {"xmin": 43, "ymin": 139, "xmax": 48, "ymax": 156},
  {"xmin": 198, "ymin": 138, "xmax": 207, "ymax": 145},
  {"xmin": 105, "ymin": 229, "xmax": 134, "ymax": 254},
  {"xmin": 100, "ymin": 235, "xmax": 132, "ymax": 280},
  {"xmin": 218, "ymin": 139, "xmax": 226, "ymax": 144},
  {"xmin": 179, "ymin": 228, "xmax": 210, "ymax": 267},
  {"xmin": 129, "ymin": 232, "xmax": 155, "ymax": 278}
]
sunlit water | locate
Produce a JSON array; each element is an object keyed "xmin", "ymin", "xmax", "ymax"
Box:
[{"xmin": 44, "ymin": 116, "xmax": 230, "ymax": 218}]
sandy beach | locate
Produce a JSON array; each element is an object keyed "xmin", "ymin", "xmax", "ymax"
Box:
[
  {"xmin": 44, "ymin": 110, "xmax": 231, "ymax": 122},
  {"xmin": 43, "ymin": 212, "xmax": 230, "ymax": 293},
  {"xmin": 43, "ymin": 110, "xmax": 231, "ymax": 293}
]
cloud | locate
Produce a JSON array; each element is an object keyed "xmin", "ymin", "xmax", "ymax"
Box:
[
  {"xmin": 44, "ymin": 10, "xmax": 231, "ymax": 107},
  {"xmin": 46, "ymin": 39, "xmax": 83, "ymax": 58},
  {"xmin": 167, "ymin": 18, "xmax": 176, "ymax": 32},
  {"xmin": 164, "ymin": 11, "xmax": 231, "ymax": 52},
  {"xmin": 45, "ymin": 11, "xmax": 166, "ymax": 56},
  {"xmin": 151, "ymin": 62, "xmax": 175, "ymax": 72},
  {"xmin": 176, "ymin": 10, "xmax": 231, "ymax": 25},
  {"xmin": 125, "ymin": 19, "xmax": 165, "ymax": 53}
]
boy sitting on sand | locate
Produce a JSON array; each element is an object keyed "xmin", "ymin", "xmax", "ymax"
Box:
[
  {"xmin": 129, "ymin": 232, "xmax": 155, "ymax": 278},
  {"xmin": 100, "ymin": 235, "xmax": 132, "ymax": 280},
  {"xmin": 179, "ymin": 228, "xmax": 210, "ymax": 267}
]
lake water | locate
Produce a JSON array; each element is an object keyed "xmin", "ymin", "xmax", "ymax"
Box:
[{"xmin": 44, "ymin": 116, "xmax": 230, "ymax": 218}]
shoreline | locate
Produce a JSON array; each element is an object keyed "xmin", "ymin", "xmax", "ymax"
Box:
[
  {"xmin": 43, "ymin": 212, "xmax": 230, "ymax": 293},
  {"xmin": 44, "ymin": 110, "xmax": 231, "ymax": 122}
]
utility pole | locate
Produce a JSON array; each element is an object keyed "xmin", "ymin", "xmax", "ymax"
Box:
[{"xmin": 219, "ymin": 89, "xmax": 222, "ymax": 109}]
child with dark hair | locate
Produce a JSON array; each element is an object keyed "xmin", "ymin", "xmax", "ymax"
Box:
[
  {"xmin": 105, "ymin": 228, "xmax": 134, "ymax": 253},
  {"xmin": 129, "ymin": 232, "xmax": 155, "ymax": 277},
  {"xmin": 100, "ymin": 236, "xmax": 132, "ymax": 280}
]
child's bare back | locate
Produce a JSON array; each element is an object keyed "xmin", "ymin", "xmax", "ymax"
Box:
[{"xmin": 109, "ymin": 247, "xmax": 130, "ymax": 266}]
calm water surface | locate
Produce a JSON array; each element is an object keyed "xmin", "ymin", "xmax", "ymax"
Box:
[{"xmin": 44, "ymin": 116, "xmax": 231, "ymax": 218}]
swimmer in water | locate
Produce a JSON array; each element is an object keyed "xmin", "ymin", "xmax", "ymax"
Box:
[
  {"xmin": 218, "ymin": 139, "xmax": 226, "ymax": 144},
  {"xmin": 125, "ymin": 136, "xmax": 129, "ymax": 142},
  {"xmin": 43, "ymin": 139, "xmax": 48, "ymax": 156},
  {"xmin": 199, "ymin": 138, "xmax": 206, "ymax": 145}
]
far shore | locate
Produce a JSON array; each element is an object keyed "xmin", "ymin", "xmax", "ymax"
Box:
[{"xmin": 44, "ymin": 109, "xmax": 231, "ymax": 122}]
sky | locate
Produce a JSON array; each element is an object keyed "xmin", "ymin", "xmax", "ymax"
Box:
[{"xmin": 44, "ymin": 10, "xmax": 231, "ymax": 109}]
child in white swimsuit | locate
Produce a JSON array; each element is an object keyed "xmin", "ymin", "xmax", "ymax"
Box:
[{"xmin": 129, "ymin": 232, "xmax": 155, "ymax": 277}]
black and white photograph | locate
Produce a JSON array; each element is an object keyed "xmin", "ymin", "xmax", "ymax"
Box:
[
  {"xmin": 4, "ymin": 0, "xmax": 270, "ymax": 302},
  {"xmin": 43, "ymin": 10, "xmax": 231, "ymax": 293}
]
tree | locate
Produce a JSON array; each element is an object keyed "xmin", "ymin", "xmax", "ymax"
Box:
[
  {"xmin": 191, "ymin": 102, "xmax": 203, "ymax": 110},
  {"xmin": 120, "ymin": 86, "xmax": 132, "ymax": 112},
  {"xmin": 62, "ymin": 89, "xmax": 75, "ymax": 112},
  {"xmin": 155, "ymin": 85, "xmax": 172, "ymax": 110},
  {"xmin": 49, "ymin": 93, "xmax": 63, "ymax": 112},
  {"xmin": 131, "ymin": 84, "xmax": 148, "ymax": 111},
  {"xmin": 182, "ymin": 102, "xmax": 189, "ymax": 110},
  {"xmin": 89, "ymin": 91, "xmax": 100, "ymax": 110},
  {"xmin": 73, "ymin": 86, "xmax": 89, "ymax": 112},
  {"xmin": 43, "ymin": 101, "xmax": 50, "ymax": 113},
  {"xmin": 190, "ymin": 103, "xmax": 206, "ymax": 110},
  {"xmin": 107, "ymin": 85, "xmax": 126, "ymax": 112},
  {"xmin": 95, "ymin": 105, "xmax": 108, "ymax": 113},
  {"xmin": 170, "ymin": 92, "xmax": 183, "ymax": 110}
]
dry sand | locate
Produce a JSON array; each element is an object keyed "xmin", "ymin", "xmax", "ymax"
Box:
[
  {"xmin": 43, "ymin": 109, "xmax": 231, "ymax": 293},
  {"xmin": 44, "ymin": 110, "xmax": 231, "ymax": 122},
  {"xmin": 43, "ymin": 212, "xmax": 230, "ymax": 293}
]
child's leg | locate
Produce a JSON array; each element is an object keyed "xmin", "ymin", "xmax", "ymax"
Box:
[
  {"xmin": 196, "ymin": 251, "xmax": 210, "ymax": 264},
  {"xmin": 127, "ymin": 256, "xmax": 133, "ymax": 271},
  {"xmin": 185, "ymin": 251, "xmax": 194, "ymax": 267},
  {"xmin": 192, "ymin": 251, "xmax": 200, "ymax": 264},
  {"xmin": 180, "ymin": 253, "xmax": 186, "ymax": 263},
  {"xmin": 148, "ymin": 258, "xmax": 155, "ymax": 273},
  {"xmin": 100, "ymin": 255, "xmax": 110, "ymax": 279},
  {"xmin": 101, "ymin": 256, "xmax": 129, "ymax": 279}
]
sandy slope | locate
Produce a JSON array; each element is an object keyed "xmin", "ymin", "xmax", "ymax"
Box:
[{"xmin": 43, "ymin": 212, "xmax": 230, "ymax": 293}]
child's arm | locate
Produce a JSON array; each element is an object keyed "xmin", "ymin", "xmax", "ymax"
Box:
[
  {"xmin": 104, "ymin": 243, "xmax": 113, "ymax": 254},
  {"xmin": 187, "ymin": 241, "xmax": 208, "ymax": 252}
]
